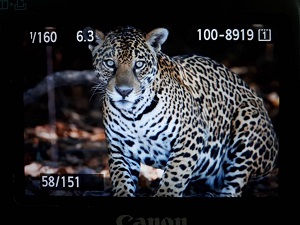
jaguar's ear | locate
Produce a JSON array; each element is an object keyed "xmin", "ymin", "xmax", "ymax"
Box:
[
  {"xmin": 83, "ymin": 27, "xmax": 105, "ymax": 51},
  {"xmin": 146, "ymin": 28, "xmax": 169, "ymax": 52}
]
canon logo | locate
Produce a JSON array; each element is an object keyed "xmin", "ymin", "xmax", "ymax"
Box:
[{"xmin": 116, "ymin": 215, "xmax": 187, "ymax": 225}]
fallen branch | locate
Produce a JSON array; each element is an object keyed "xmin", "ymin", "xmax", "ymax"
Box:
[{"xmin": 24, "ymin": 70, "xmax": 97, "ymax": 105}]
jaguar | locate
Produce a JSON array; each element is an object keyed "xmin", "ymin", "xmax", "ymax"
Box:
[{"xmin": 84, "ymin": 26, "xmax": 279, "ymax": 197}]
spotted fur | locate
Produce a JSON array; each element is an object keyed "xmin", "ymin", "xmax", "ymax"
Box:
[{"xmin": 85, "ymin": 26, "xmax": 279, "ymax": 197}]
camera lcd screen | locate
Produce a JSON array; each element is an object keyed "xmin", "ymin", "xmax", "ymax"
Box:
[{"xmin": 6, "ymin": 0, "xmax": 299, "ymax": 214}]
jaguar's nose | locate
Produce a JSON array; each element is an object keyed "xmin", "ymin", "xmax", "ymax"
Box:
[{"xmin": 115, "ymin": 86, "xmax": 133, "ymax": 98}]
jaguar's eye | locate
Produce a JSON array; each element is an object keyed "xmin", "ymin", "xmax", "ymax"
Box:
[
  {"xmin": 135, "ymin": 61, "xmax": 145, "ymax": 69},
  {"xmin": 104, "ymin": 59, "xmax": 115, "ymax": 69}
]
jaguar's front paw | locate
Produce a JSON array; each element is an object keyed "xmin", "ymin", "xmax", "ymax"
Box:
[
  {"xmin": 184, "ymin": 192, "xmax": 217, "ymax": 197},
  {"xmin": 153, "ymin": 190, "xmax": 182, "ymax": 197}
]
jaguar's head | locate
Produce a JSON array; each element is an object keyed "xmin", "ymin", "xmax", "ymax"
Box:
[{"xmin": 84, "ymin": 26, "xmax": 168, "ymax": 110}]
